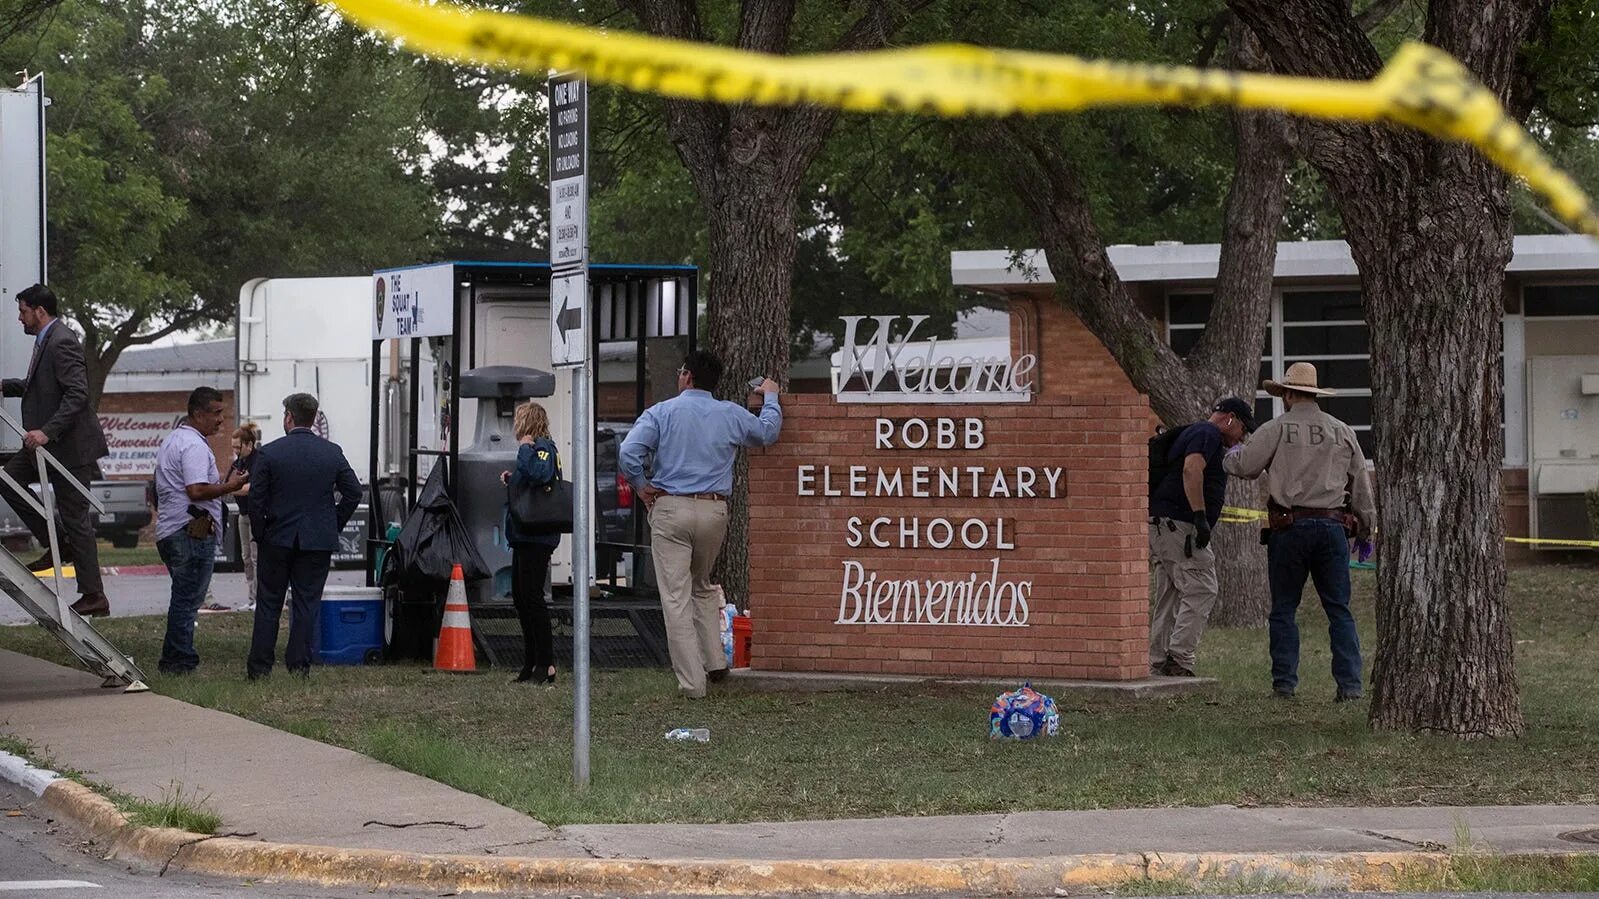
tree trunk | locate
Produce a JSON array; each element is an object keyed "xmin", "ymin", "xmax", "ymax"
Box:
[
  {"xmin": 1357, "ymin": 202, "xmax": 1523, "ymax": 737},
  {"xmin": 1200, "ymin": 30, "xmax": 1287, "ymax": 627},
  {"xmin": 621, "ymin": 0, "xmax": 913, "ymax": 607},
  {"xmin": 977, "ymin": 22, "xmax": 1288, "ymax": 626},
  {"xmin": 702, "ymin": 173, "xmax": 801, "ymax": 606},
  {"xmin": 1211, "ymin": 477, "xmax": 1269, "ymax": 626},
  {"xmin": 1227, "ymin": 0, "xmax": 1536, "ymax": 736}
]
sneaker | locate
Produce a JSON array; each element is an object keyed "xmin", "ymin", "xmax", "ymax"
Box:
[
  {"xmin": 1335, "ymin": 690, "xmax": 1363, "ymax": 703},
  {"xmin": 199, "ymin": 602, "xmax": 230, "ymax": 614},
  {"xmin": 1166, "ymin": 662, "xmax": 1196, "ymax": 678},
  {"xmin": 1273, "ymin": 686, "xmax": 1296, "ymax": 699}
]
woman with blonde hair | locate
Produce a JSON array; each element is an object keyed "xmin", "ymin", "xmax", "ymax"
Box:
[
  {"xmin": 230, "ymin": 422, "xmax": 263, "ymax": 610},
  {"xmin": 499, "ymin": 401, "xmax": 560, "ymax": 683}
]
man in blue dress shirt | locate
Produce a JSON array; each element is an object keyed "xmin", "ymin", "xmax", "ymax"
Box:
[{"xmin": 621, "ymin": 350, "xmax": 782, "ymax": 698}]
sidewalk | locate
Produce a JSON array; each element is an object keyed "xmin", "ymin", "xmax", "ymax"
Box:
[
  {"xmin": 0, "ymin": 570, "xmax": 369, "ymax": 626},
  {"xmin": 3, "ymin": 648, "xmax": 1598, "ymax": 890}
]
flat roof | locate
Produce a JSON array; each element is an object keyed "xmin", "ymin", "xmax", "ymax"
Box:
[
  {"xmin": 373, "ymin": 260, "xmax": 698, "ymax": 277},
  {"xmin": 951, "ymin": 234, "xmax": 1599, "ymax": 288}
]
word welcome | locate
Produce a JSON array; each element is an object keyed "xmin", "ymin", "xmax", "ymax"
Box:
[{"xmin": 834, "ymin": 315, "xmax": 1035, "ymax": 404}]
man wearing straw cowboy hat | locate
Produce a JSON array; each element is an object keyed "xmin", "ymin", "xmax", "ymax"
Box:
[{"xmin": 1224, "ymin": 362, "xmax": 1376, "ymax": 702}]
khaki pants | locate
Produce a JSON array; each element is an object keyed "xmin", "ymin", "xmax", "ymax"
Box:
[
  {"xmin": 1148, "ymin": 517, "xmax": 1218, "ymax": 671},
  {"xmin": 237, "ymin": 510, "xmax": 257, "ymax": 605},
  {"xmin": 649, "ymin": 495, "xmax": 730, "ymax": 697}
]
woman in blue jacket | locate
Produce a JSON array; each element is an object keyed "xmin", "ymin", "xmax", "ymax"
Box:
[{"xmin": 500, "ymin": 401, "xmax": 561, "ymax": 684}]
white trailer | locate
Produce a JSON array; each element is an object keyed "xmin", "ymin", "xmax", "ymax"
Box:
[
  {"xmin": 0, "ymin": 76, "xmax": 46, "ymax": 448},
  {"xmin": 237, "ymin": 276, "xmax": 438, "ymax": 484}
]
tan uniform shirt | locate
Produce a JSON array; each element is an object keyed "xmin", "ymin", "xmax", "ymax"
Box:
[{"xmin": 1222, "ymin": 400, "xmax": 1377, "ymax": 535}]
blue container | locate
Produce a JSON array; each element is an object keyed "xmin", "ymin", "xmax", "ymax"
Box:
[{"xmin": 319, "ymin": 587, "xmax": 384, "ymax": 665}]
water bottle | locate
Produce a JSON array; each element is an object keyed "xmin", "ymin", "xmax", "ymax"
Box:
[{"xmin": 664, "ymin": 727, "xmax": 711, "ymax": 743}]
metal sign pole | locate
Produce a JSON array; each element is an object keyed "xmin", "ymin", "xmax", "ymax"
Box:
[
  {"xmin": 549, "ymin": 71, "xmax": 591, "ymax": 787},
  {"xmin": 571, "ymin": 361, "xmax": 592, "ymax": 786}
]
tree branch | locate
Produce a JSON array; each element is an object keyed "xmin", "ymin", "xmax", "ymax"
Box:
[
  {"xmin": 775, "ymin": 0, "xmax": 937, "ymax": 181},
  {"xmin": 973, "ymin": 118, "xmax": 1205, "ymax": 423},
  {"xmin": 737, "ymin": 0, "xmax": 796, "ymax": 53},
  {"xmin": 1186, "ymin": 21, "xmax": 1289, "ymax": 391},
  {"xmin": 1354, "ymin": 0, "xmax": 1408, "ymax": 31},
  {"xmin": 431, "ymin": 168, "xmax": 504, "ymax": 191}
]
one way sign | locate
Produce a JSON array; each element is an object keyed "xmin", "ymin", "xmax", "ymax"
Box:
[{"xmin": 551, "ymin": 272, "xmax": 587, "ymax": 368}]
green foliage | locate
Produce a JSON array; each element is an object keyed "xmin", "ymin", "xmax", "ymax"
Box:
[{"xmin": 0, "ymin": 0, "xmax": 448, "ymax": 385}]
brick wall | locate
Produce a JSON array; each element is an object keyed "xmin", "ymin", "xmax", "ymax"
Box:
[{"xmin": 747, "ymin": 301, "xmax": 1152, "ymax": 681}]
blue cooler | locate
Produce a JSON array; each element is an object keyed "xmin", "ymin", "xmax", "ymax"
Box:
[{"xmin": 319, "ymin": 586, "xmax": 384, "ymax": 665}]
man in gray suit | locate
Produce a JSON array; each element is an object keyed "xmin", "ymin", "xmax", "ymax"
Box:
[{"xmin": 0, "ymin": 284, "xmax": 112, "ymax": 617}]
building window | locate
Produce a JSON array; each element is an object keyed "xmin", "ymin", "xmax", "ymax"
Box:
[
  {"xmin": 1166, "ymin": 288, "xmax": 1375, "ymax": 461},
  {"xmin": 1523, "ymin": 284, "xmax": 1599, "ymax": 318},
  {"xmin": 1281, "ymin": 289, "xmax": 1374, "ymax": 460},
  {"xmin": 1164, "ymin": 290, "xmax": 1280, "ymax": 451}
]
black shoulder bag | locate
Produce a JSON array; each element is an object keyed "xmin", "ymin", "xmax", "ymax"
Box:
[{"xmin": 508, "ymin": 456, "xmax": 574, "ymax": 534}]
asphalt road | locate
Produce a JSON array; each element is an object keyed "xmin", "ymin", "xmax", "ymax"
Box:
[{"xmin": 0, "ymin": 780, "xmax": 399, "ymax": 898}]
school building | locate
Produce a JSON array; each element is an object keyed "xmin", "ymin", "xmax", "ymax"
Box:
[{"xmin": 951, "ymin": 234, "xmax": 1599, "ymax": 554}]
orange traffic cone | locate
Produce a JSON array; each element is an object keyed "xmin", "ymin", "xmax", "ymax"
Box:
[{"xmin": 433, "ymin": 564, "xmax": 477, "ymax": 673}]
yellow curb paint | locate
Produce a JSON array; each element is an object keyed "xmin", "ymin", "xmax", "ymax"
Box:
[{"xmin": 28, "ymin": 778, "xmax": 1594, "ymax": 896}]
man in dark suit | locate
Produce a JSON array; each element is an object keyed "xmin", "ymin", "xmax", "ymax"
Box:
[
  {"xmin": 0, "ymin": 284, "xmax": 112, "ymax": 617},
  {"xmin": 246, "ymin": 393, "xmax": 361, "ymax": 678}
]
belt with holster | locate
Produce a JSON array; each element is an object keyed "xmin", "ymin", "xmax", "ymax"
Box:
[
  {"xmin": 1267, "ymin": 504, "xmax": 1355, "ymax": 535},
  {"xmin": 184, "ymin": 505, "xmax": 217, "ymax": 539}
]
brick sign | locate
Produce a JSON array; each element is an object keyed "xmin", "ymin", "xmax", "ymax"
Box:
[{"xmin": 749, "ymin": 304, "xmax": 1149, "ymax": 681}]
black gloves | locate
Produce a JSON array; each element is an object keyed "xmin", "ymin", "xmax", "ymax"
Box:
[{"xmin": 1192, "ymin": 511, "xmax": 1212, "ymax": 551}]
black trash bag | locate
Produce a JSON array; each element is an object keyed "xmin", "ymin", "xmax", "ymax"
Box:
[{"xmin": 395, "ymin": 460, "xmax": 490, "ymax": 584}]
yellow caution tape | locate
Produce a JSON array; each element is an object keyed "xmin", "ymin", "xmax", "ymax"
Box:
[
  {"xmin": 1220, "ymin": 506, "xmax": 1268, "ymax": 523},
  {"xmin": 321, "ymin": 0, "xmax": 1599, "ymax": 238},
  {"xmin": 1506, "ymin": 536, "xmax": 1599, "ymax": 548},
  {"xmin": 1221, "ymin": 507, "xmax": 1599, "ymax": 549}
]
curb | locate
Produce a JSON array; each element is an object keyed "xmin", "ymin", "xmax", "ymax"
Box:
[
  {"xmin": 0, "ymin": 751, "xmax": 1588, "ymax": 895},
  {"xmin": 42, "ymin": 564, "xmax": 167, "ymax": 578},
  {"xmin": 728, "ymin": 669, "xmax": 1215, "ymax": 700}
]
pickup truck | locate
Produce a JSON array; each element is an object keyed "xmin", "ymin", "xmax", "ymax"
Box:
[{"xmin": 0, "ymin": 479, "xmax": 151, "ymax": 549}]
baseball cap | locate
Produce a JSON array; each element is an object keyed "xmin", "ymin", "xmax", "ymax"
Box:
[{"xmin": 1213, "ymin": 396, "xmax": 1257, "ymax": 432}]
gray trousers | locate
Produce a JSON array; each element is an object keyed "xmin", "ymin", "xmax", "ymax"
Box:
[
  {"xmin": 235, "ymin": 510, "xmax": 257, "ymax": 605},
  {"xmin": 0, "ymin": 450, "xmax": 102, "ymax": 595},
  {"xmin": 648, "ymin": 495, "xmax": 730, "ymax": 697},
  {"xmin": 1148, "ymin": 517, "xmax": 1218, "ymax": 670}
]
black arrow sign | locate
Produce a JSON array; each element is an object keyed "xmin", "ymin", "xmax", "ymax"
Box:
[{"xmin": 556, "ymin": 303, "xmax": 583, "ymax": 342}]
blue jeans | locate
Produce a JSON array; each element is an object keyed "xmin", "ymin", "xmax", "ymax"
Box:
[
  {"xmin": 157, "ymin": 531, "xmax": 217, "ymax": 673},
  {"xmin": 1266, "ymin": 518, "xmax": 1362, "ymax": 695}
]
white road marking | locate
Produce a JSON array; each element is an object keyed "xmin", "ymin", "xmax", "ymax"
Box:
[{"xmin": 0, "ymin": 881, "xmax": 101, "ymax": 891}]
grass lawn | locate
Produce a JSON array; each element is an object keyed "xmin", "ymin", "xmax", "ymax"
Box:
[
  {"xmin": 1, "ymin": 565, "xmax": 1596, "ymax": 826},
  {"xmin": 94, "ymin": 541, "xmax": 162, "ymax": 567}
]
